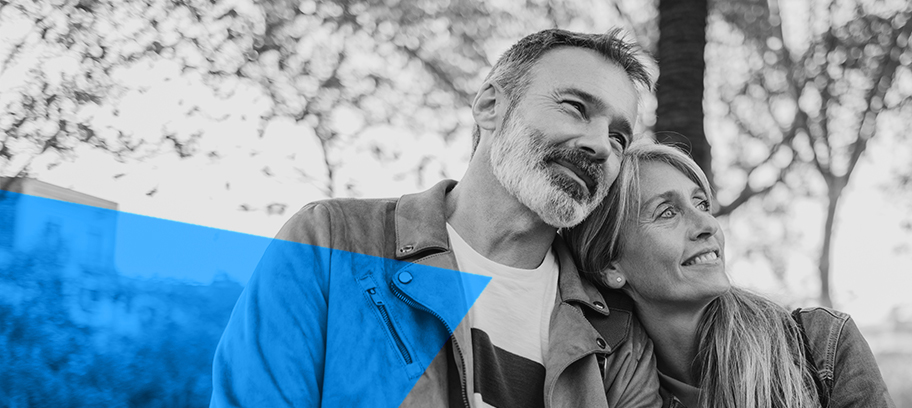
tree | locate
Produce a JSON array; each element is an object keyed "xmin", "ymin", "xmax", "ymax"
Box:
[
  {"xmin": 654, "ymin": 0, "xmax": 712, "ymax": 183},
  {"xmin": 708, "ymin": 0, "xmax": 912, "ymax": 306},
  {"xmin": 1, "ymin": 0, "xmax": 637, "ymax": 207}
]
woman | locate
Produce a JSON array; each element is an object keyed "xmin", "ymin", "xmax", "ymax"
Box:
[{"xmin": 565, "ymin": 139, "xmax": 894, "ymax": 408}]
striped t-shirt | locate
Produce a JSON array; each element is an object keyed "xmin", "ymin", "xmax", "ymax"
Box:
[{"xmin": 446, "ymin": 223, "xmax": 559, "ymax": 408}]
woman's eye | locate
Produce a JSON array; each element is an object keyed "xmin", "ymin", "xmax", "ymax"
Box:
[
  {"xmin": 658, "ymin": 207, "xmax": 677, "ymax": 219},
  {"xmin": 696, "ymin": 199, "xmax": 711, "ymax": 212}
]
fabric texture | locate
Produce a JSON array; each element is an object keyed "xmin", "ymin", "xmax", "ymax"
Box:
[
  {"xmin": 210, "ymin": 179, "xmax": 662, "ymax": 408},
  {"xmin": 659, "ymin": 307, "xmax": 895, "ymax": 408},
  {"xmin": 446, "ymin": 223, "xmax": 559, "ymax": 407},
  {"xmin": 796, "ymin": 307, "xmax": 895, "ymax": 408}
]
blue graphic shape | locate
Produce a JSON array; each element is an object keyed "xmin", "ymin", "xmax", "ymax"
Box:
[
  {"xmin": 212, "ymin": 234, "xmax": 490, "ymax": 407},
  {"xmin": 1, "ymin": 191, "xmax": 490, "ymax": 407},
  {"xmin": 0, "ymin": 190, "xmax": 270, "ymax": 284}
]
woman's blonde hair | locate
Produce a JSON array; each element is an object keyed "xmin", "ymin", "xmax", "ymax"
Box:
[{"xmin": 564, "ymin": 138, "xmax": 820, "ymax": 408}]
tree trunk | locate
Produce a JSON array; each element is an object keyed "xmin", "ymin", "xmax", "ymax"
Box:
[
  {"xmin": 818, "ymin": 183, "xmax": 844, "ymax": 308},
  {"xmin": 654, "ymin": 0, "xmax": 712, "ymax": 185}
]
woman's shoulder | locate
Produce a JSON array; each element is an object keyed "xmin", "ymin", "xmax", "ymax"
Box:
[
  {"xmin": 793, "ymin": 308, "xmax": 895, "ymax": 407},
  {"xmin": 793, "ymin": 306, "xmax": 851, "ymax": 329},
  {"xmin": 794, "ymin": 306, "xmax": 851, "ymax": 322},
  {"xmin": 792, "ymin": 306, "xmax": 856, "ymax": 357}
]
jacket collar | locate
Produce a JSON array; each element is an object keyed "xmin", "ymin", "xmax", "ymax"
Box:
[
  {"xmin": 393, "ymin": 179, "xmax": 456, "ymax": 260},
  {"xmin": 392, "ymin": 179, "xmax": 619, "ymax": 316},
  {"xmin": 552, "ymin": 235, "xmax": 611, "ymax": 316}
]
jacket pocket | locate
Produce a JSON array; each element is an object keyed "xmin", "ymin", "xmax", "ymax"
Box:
[{"xmin": 359, "ymin": 276, "xmax": 413, "ymax": 366}]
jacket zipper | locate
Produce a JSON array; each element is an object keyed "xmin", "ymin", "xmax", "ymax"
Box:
[
  {"xmin": 367, "ymin": 287, "xmax": 413, "ymax": 365},
  {"xmin": 391, "ymin": 283, "xmax": 471, "ymax": 408}
]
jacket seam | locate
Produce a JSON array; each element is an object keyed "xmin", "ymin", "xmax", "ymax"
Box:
[{"xmin": 823, "ymin": 311, "xmax": 849, "ymax": 381}]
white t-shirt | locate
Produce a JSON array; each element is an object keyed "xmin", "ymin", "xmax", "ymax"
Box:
[{"xmin": 446, "ymin": 223, "xmax": 559, "ymax": 408}]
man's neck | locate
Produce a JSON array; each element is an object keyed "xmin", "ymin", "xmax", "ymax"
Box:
[
  {"xmin": 446, "ymin": 165, "xmax": 556, "ymax": 270},
  {"xmin": 635, "ymin": 301, "xmax": 712, "ymax": 387}
]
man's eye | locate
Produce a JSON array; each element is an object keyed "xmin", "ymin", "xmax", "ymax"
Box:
[
  {"xmin": 696, "ymin": 199, "xmax": 711, "ymax": 212},
  {"xmin": 610, "ymin": 132, "xmax": 628, "ymax": 150},
  {"xmin": 562, "ymin": 100, "xmax": 586, "ymax": 116}
]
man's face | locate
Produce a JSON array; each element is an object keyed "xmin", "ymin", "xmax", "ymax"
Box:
[{"xmin": 490, "ymin": 47, "xmax": 639, "ymax": 228}]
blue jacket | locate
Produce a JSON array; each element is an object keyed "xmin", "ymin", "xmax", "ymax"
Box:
[{"xmin": 210, "ymin": 180, "xmax": 661, "ymax": 408}]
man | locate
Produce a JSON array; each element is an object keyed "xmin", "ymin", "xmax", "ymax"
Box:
[{"xmin": 211, "ymin": 28, "xmax": 659, "ymax": 408}]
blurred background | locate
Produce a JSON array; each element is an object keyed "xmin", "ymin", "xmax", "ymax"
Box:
[{"xmin": 1, "ymin": 0, "xmax": 911, "ymax": 406}]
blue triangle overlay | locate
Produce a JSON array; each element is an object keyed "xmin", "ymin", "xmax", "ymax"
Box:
[{"xmin": 0, "ymin": 191, "xmax": 490, "ymax": 407}]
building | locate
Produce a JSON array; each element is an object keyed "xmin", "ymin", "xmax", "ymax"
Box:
[{"xmin": 0, "ymin": 177, "xmax": 118, "ymax": 272}]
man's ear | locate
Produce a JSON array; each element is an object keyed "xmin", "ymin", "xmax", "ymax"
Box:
[
  {"xmin": 600, "ymin": 262, "xmax": 626, "ymax": 290},
  {"xmin": 472, "ymin": 81, "xmax": 503, "ymax": 133}
]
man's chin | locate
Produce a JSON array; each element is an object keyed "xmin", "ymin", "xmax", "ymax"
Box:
[
  {"xmin": 535, "ymin": 196, "xmax": 593, "ymax": 229},
  {"xmin": 551, "ymin": 172, "xmax": 595, "ymax": 202}
]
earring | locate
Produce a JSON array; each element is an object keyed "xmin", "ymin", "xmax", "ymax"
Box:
[{"xmin": 615, "ymin": 277, "xmax": 623, "ymax": 283}]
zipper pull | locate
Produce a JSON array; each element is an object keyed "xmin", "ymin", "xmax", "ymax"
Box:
[{"xmin": 367, "ymin": 287, "xmax": 384, "ymax": 305}]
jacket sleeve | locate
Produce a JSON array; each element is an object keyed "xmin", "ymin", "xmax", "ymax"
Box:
[
  {"xmin": 606, "ymin": 314, "xmax": 663, "ymax": 408},
  {"xmin": 828, "ymin": 313, "xmax": 896, "ymax": 408},
  {"xmin": 210, "ymin": 203, "xmax": 335, "ymax": 408}
]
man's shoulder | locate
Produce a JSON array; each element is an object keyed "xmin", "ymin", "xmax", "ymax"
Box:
[
  {"xmin": 298, "ymin": 196, "xmax": 400, "ymax": 219},
  {"xmin": 276, "ymin": 196, "xmax": 399, "ymax": 252}
]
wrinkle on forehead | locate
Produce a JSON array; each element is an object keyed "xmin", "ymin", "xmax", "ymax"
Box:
[{"xmin": 529, "ymin": 48, "xmax": 639, "ymax": 124}]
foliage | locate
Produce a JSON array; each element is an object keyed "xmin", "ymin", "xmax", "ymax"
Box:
[
  {"xmin": 705, "ymin": 0, "xmax": 912, "ymax": 305},
  {"xmin": 0, "ymin": 0, "xmax": 641, "ymax": 200}
]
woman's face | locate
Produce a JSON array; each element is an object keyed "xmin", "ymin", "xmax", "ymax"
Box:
[{"xmin": 614, "ymin": 161, "xmax": 730, "ymax": 307}]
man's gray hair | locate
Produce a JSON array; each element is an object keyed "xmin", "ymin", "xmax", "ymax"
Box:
[{"xmin": 471, "ymin": 28, "xmax": 654, "ymax": 155}]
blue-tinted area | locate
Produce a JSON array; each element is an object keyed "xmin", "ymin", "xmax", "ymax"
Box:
[
  {"xmin": 213, "ymin": 235, "xmax": 490, "ymax": 407},
  {"xmin": 0, "ymin": 191, "xmax": 488, "ymax": 407}
]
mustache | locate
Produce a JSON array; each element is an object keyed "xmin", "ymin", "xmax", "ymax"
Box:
[{"xmin": 542, "ymin": 148, "xmax": 606, "ymax": 190}]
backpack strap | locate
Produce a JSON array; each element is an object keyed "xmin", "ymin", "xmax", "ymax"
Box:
[{"xmin": 791, "ymin": 308, "xmax": 831, "ymax": 407}]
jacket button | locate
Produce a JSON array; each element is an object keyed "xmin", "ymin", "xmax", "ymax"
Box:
[
  {"xmin": 399, "ymin": 245, "xmax": 414, "ymax": 253},
  {"xmin": 593, "ymin": 301, "xmax": 605, "ymax": 309},
  {"xmin": 398, "ymin": 271, "xmax": 413, "ymax": 284},
  {"xmin": 596, "ymin": 338, "xmax": 606, "ymax": 349}
]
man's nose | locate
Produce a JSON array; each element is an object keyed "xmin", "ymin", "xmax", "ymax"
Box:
[{"xmin": 572, "ymin": 120, "xmax": 613, "ymax": 162}]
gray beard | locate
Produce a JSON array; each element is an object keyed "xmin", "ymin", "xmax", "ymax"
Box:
[{"xmin": 489, "ymin": 116, "xmax": 609, "ymax": 228}]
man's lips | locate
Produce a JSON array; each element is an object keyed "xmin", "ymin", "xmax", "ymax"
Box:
[{"xmin": 553, "ymin": 159, "xmax": 595, "ymax": 191}]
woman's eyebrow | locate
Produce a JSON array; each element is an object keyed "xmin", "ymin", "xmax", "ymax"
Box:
[{"xmin": 641, "ymin": 191, "xmax": 678, "ymax": 210}]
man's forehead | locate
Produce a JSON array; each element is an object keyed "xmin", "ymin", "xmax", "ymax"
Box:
[{"xmin": 530, "ymin": 47, "xmax": 639, "ymax": 119}]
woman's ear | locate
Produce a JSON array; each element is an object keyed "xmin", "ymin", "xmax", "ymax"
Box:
[
  {"xmin": 472, "ymin": 80, "xmax": 503, "ymax": 133},
  {"xmin": 600, "ymin": 262, "xmax": 626, "ymax": 290}
]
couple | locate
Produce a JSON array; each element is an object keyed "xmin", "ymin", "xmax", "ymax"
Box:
[{"xmin": 210, "ymin": 29, "xmax": 893, "ymax": 407}]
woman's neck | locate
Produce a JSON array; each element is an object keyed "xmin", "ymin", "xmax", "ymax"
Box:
[{"xmin": 636, "ymin": 302, "xmax": 712, "ymax": 386}]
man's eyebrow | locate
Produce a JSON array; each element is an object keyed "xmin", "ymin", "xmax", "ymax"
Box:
[
  {"xmin": 614, "ymin": 119, "xmax": 633, "ymax": 139},
  {"xmin": 557, "ymin": 87, "xmax": 606, "ymax": 112},
  {"xmin": 557, "ymin": 87, "xmax": 632, "ymax": 136}
]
